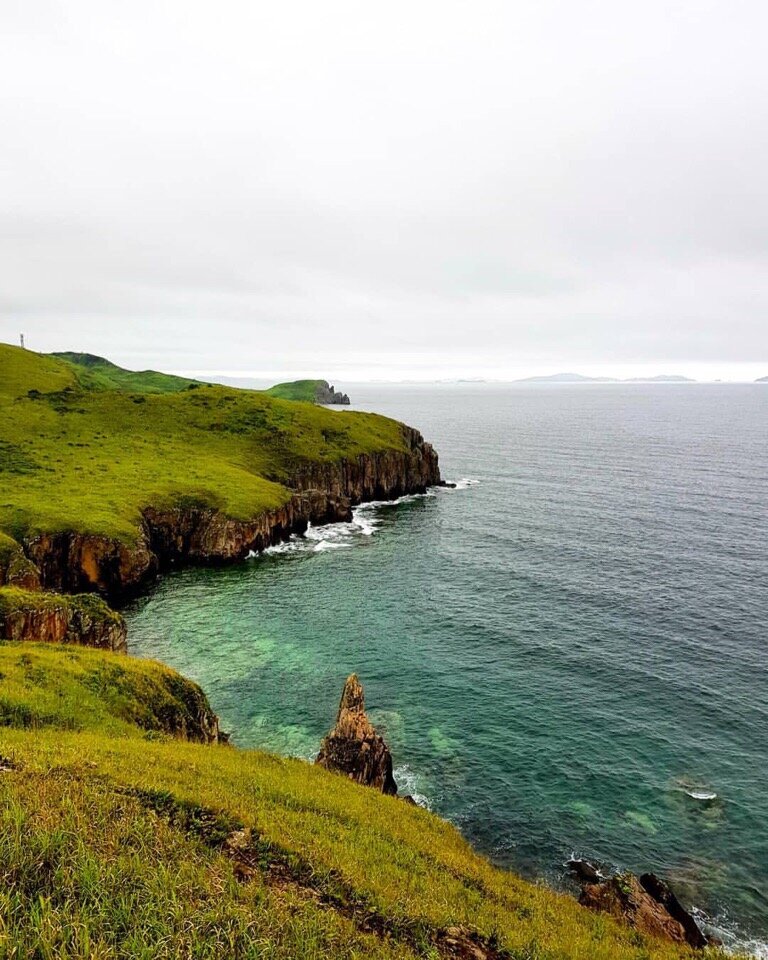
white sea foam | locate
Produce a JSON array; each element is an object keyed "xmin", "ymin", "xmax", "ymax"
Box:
[
  {"xmin": 705, "ymin": 916, "xmax": 768, "ymax": 959},
  {"xmin": 393, "ymin": 763, "xmax": 432, "ymax": 809},
  {"xmin": 447, "ymin": 477, "xmax": 480, "ymax": 490},
  {"xmin": 686, "ymin": 790, "xmax": 718, "ymax": 801},
  {"xmin": 251, "ymin": 483, "xmax": 474, "ymax": 560},
  {"xmin": 249, "ymin": 487, "xmax": 460, "ymax": 559}
]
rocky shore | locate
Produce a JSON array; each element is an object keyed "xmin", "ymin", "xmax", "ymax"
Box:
[
  {"xmin": 568, "ymin": 859, "xmax": 710, "ymax": 949},
  {"xmin": 14, "ymin": 425, "xmax": 440, "ymax": 604},
  {"xmin": 315, "ymin": 675, "xmax": 713, "ymax": 953}
]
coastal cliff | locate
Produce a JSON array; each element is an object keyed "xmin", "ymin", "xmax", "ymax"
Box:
[
  {"xmin": 0, "ymin": 344, "xmax": 440, "ymax": 614},
  {"xmin": 0, "ymin": 588, "xmax": 127, "ymax": 651},
  {"xmin": 21, "ymin": 426, "xmax": 440, "ymax": 602}
]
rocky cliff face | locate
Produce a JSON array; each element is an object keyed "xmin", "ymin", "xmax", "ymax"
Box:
[
  {"xmin": 0, "ymin": 591, "xmax": 127, "ymax": 652},
  {"xmin": 22, "ymin": 426, "xmax": 441, "ymax": 602},
  {"xmin": 0, "ymin": 540, "xmax": 41, "ymax": 591},
  {"xmin": 315, "ymin": 381, "xmax": 350, "ymax": 405},
  {"xmin": 316, "ymin": 674, "xmax": 397, "ymax": 795}
]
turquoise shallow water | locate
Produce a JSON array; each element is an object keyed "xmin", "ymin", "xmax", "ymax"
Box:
[{"xmin": 125, "ymin": 384, "xmax": 768, "ymax": 952}]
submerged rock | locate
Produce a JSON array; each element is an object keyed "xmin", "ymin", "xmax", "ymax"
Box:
[
  {"xmin": 315, "ymin": 674, "xmax": 397, "ymax": 795},
  {"xmin": 567, "ymin": 857, "xmax": 603, "ymax": 884}
]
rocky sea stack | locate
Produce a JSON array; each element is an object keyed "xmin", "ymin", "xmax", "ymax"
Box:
[{"xmin": 316, "ymin": 674, "xmax": 397, "ymax": 795}]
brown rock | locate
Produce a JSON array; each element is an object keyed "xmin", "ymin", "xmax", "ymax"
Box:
[
  {"xmin": 0, "ymin": 539, "xmax": 41, "ymax": 591},
  {"xmin": 578, "ymin": 872, "xmax": 708, "ymax": 949},
  {"xmin": 639, "ymin": 873, "xmax": 709, "ymax": 949},
  {"xmin": 0, "ymin": 596, "xmax": 127, "ymax": 652},
  {"xmin": 315, "ymin": 674, "xmax": 397, "ymax": 795}
]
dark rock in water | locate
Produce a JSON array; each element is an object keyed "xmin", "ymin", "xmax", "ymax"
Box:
[
  {"xmin": 315, "ymin": 674, "xmax": 397, "ymax": 795},
  {"xmin": 639, "ymin": 873, "xmax": 709, "ymax": 949},
  {"xmin": 575, "ymin": 869, "xmax": 708, "ymax": 949},
  {"xmin": 567, "ymin": 858, "xmax": 603, "ymax": 884}
]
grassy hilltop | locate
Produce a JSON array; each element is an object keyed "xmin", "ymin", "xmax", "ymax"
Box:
[
  {"xmin": 0, "ymin": 642, "xmax": 719, "ymax": 960},
  {"xmin": 49, "ymin": 352, "xmax": 201, "ymax": 394},
  {"xmin": 0, "ymin": 343, "xmax": 403, "ymax": 544},
  {"xmin": 265, "ymin": 378, "xmax": 332, "ymax": 402}
]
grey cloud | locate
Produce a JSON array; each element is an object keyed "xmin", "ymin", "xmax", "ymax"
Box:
[{"xmin": 1, "ymin": 0, "xmax": 767, "ymax": 375}]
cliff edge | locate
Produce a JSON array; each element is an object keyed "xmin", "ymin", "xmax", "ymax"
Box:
[{"xmin": 0, "ymin": 343, "xmax": 440, "ymax": 641}]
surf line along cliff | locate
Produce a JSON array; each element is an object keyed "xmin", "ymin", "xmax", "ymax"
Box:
[{"xmin": 23, "ymin": 425, "xmax": 442, "ymax": 604}]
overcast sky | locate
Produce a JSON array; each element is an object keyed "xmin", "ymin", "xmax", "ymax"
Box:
[{"xmin": 1, "ymin": 0, "xmax": 767, "ymax": 380}]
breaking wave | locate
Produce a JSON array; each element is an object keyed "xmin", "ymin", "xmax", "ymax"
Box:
[{"xmin": 249, "ymin": 485, "xmax": 475, "ymax": 558}]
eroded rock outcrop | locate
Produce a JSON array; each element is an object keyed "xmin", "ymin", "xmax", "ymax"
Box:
[
  {"xmin": 316, "ymin": 381, "xmax": 350, "ymax": 405},
  {"xmin": 316, "ymin": 674, "xmax": 397, "ymax": 795},
  {"xmin": 0, "ymin": 536, "xmax": 41, "ymax": 591},
  {"xmin": 569, "ymin": 862, "xmax": 708, "ymax": 949},
  {"xmin": 155, "ymin": 671, "xmax": 227, "ymax": 744},
  {"xmin": 0, "ymin": 589, "xmax": 127, "ymax": 652},
  {"xmin": 22, "ymin": 426, "xmax": 441, "ymax": 602}
]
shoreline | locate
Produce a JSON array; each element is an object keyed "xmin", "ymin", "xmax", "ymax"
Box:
[{"xmin": 123, "ymin": 489, "xmax": 761, "ymax": 958}]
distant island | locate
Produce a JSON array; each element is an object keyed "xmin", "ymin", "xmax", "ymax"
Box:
[
  {"xmin": 266, "ymin": 378, "xmax": 350, "ymax": 404},
  {"xmin": 625, "ymin": 375, "xmax": 696, "ymax": 382},
  {"xmin": 517, "ymin": 372, "xmax": 696, "ymax": 383},
  {"xmin": 757, "ymin": 376, "xmax": 768, "ymax": 382},
  {"xmin": 516, "ymin": 372, "xmax": 617, "ymax": 383}
]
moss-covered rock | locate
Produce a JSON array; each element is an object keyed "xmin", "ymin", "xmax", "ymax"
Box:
[
  {"xmin": 0, "ymin": 587, "xmax": 126, "ymax": 651},
  {"xmin": 0, "ymin": 533, "xmax": 41, "ymax": 591}
]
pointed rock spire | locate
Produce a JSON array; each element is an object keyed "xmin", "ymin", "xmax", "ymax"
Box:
[{"xmin": 315, "ymin": 674, "xmax": 397, "ymax": 795}]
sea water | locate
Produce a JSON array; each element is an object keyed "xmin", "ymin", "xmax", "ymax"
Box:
[{"xmin": 125, "ymin": 383, "xmax": 768, "ymax": 952}]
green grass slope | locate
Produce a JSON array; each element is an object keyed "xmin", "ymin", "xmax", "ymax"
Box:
[
  {"xmin": 51, "ymin": 351, "xmax": 201, "ymax": 394},
  {"xmin": 0, "ymin": 641, "xmax": 215, "ymax": 737},
  {"xmin": 0, "ymin": 343, "xmax": 405, "ymax": 543},
  {"xmin": 265, "ymin": 379, "xmax": 330, "ymax": 402},
  {"xmin": 0, "ymin": 642, "xmax": 723, "ymax": 960}
]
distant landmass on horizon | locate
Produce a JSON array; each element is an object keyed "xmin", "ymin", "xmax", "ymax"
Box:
[{"xmin": 516, "ymin": 372, "xmax": 697, "ymax": 383}]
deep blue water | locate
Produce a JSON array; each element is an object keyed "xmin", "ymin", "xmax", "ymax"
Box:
[{"xmin": 125, "ymin": 384, "xmax": 768, "ymax": 952}]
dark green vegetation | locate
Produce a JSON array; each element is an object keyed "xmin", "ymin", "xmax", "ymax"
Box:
[
  {"xmin": 266, "ymin": 378, "xmax": 336, "ymax": 402},
  {"xmin": 0, "ymin": 586, "xmax": 119, "ymax": 624},
  {"xmin": 0, "ymin": 642, "xmax": 725, "ymax": 959},
  {"xmin": 0, "ymin": 343, "xmax": 404, "ymax": 543}
]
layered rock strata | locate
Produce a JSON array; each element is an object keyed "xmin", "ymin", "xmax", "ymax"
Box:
[
  {"xmin": 0, "ymin": 590, "xmax": 127, "ymax": 652},
  {"xmin": 316, "ymin": 674, "xmax": 397, "ymax": 795}
]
